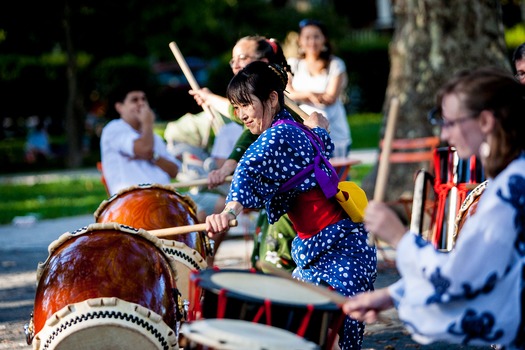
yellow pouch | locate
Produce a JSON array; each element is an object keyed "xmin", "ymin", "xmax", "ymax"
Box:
[{"xmin": 335, "ymin": 181, "xmax": 368, "ymax": 223}]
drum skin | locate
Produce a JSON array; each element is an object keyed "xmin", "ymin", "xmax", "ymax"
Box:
[
  {"xmin": 32, "ymin": 228, "xmax": 178, "ymax": 335},
  {"xmin": 194, "ymin": 269, "xmax": 342, "ymax": 348},
  {"xmin": 94, "ymin": 184, "xmax": 210, "ymax": 259}
]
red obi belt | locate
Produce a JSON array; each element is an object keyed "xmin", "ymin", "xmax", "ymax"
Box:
[{"xmin": 287, "ymin": 188, "xmax": 347, "ymax": 239}]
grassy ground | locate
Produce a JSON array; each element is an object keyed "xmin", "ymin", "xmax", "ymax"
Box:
[
  {"xmin": 0, "ymin": 178, "xmax": 108, "ymax": 224},
  {"xmin": 0, "ymin": 113, "xmax": 380, "ymax": 225}
]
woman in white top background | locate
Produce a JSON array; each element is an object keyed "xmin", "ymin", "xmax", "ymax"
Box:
[{"xmin": 286, "ymin": 19, "xmax": 352, "ymax": 158}]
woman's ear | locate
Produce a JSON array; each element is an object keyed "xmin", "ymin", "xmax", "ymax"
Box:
[
  {"xmin": 269, "ymin": 91, "xmax": 279, "ymax": 109},
  {"xmin": 478, "ymin": 110, "xmax": 495, "ymax": 134}
]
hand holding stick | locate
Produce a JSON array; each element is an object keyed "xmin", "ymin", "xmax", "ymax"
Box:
[
  {"xmin": 284, "ymin": 95, "xmax": 309, "ymax": 121},
  {"xmin": 149, "ymin": 219, "xmax": 237, "ymax": 239},
  {"xmin": 168, "ymin": 41, "xmax": 224, "ymax": 138}
]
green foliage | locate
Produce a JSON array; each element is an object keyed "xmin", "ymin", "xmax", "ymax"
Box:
[
  {"xmin": 0, "ymin": 179, "xmax": 107, "ymax": 225},
  {"xmin": 505, "ymin": 23, "xmax": 525, "ymax": 49},
  {"xmin": 0, "ymin": 166, "xmax": 373, "ymax": 224},
  {"xmin": 348, "ymin": 164, "xmax": 373, "ymax": 187},
  {"xmin": 349, "ymin": 113, "xmax": 382, "ymax": 149}
]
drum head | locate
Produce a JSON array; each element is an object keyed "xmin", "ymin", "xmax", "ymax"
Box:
[
  {"xmin": 33, "ymin": 298, "xmax": 178, "ymax": 350},
  {"xmin": 181, "ymin": 319, "xmax": 319, "ymax": 350},
  {"xmin": 197, "ymin": 269, "xmax": 336, "ymax": 310}
]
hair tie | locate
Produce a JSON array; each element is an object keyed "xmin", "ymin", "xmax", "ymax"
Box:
[
  {"xmin": 266, "ymin": 39, "xmax": 278, "ymax": 54},
  {"xmin": 268, "ymin": 64, "xmax": 287, "ymax": 89}
]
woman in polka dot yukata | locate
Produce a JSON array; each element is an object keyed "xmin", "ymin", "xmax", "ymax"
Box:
[{"xmin": 205, "ymin": 61, "xmax": 377, "ymax": 349}]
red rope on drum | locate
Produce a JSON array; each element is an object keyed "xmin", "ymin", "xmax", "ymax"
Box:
[
  {"xmin": 252, "ymin": 305, "xmax": 264, "ymax": 323},
  {"xmin": 251, "ymin": 299, "xmax": 273, "ymax": 325},
  {"xmin": 326, "ymin": 311, "xmax": 346, "ymax": 350},
  {"xmin": 432, "ymin": 183, "xmax": 453, "ymax": 248},
  {"xmin": 217, "ymin": 289, "xmax": 227, "ymax": 318},
  {"xmin": 264, "ymin": 299, "xmax": 272, "ymax": 325},
  {"xmin": 188, "ymin": 274, "xmax": 201, "ymax": 321},
  {"xmin": 296, "ymin": 304, "xmax": 314, "ymax": 337},
  {"xmin": 469, "ymin": 155, "xmax": 477, "ymax": 184}
]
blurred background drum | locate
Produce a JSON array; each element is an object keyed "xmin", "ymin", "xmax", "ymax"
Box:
[
  {"xmin": 180, "ymin": 319, "xmax": 319, "ymax": 350},
  {"xmin": 26, "ymin": 223, "xmax": 180, "ymax": 350},
  {"xmin": 191, "ymin": 269, "xmax": 343, "ymax": 349},
  {"xmin": 430, "ymin": 147, "xmax": 485, "ymax": 250},
  {"xmin": 454, "ymin": 180, "xmax": 488, "ymax": 242}
]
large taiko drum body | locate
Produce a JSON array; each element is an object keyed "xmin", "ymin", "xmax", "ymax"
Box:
[
  {"xmin": 191, "ymin": 269, "xmax": 343, "ymax": 350},
  {"xmin": 27, "ymin": 223, "xmax": 181, "ymax": 350},
  {"xmin": 94, "ymin": 184, "xmax": 211, "ymax": 304}
]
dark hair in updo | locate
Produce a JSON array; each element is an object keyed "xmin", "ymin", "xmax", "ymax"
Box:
[
  {"xmin": 226, "ymin": 61, "xmax": 288, "ymax": 113},
  {"xmin": 240, "ymin": 36, "xmax": 291, "ymax": 74}
]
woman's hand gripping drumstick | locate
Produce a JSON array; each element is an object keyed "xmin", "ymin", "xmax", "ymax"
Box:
[
  {"xmin": 169, "ymin": 41, "xmax": 223, "ymax": 135},
  {"xmin": 149, "ymin": 219, "xmax": 237, "ymax": 240},
  {"xmin": 284, "ymin": 95, "xmax": 330, "ymax": 132}
]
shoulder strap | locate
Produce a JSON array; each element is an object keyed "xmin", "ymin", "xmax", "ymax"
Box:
[{"xmin": 274, "ymin": 120, "xmax": 339, "ymax": 198}]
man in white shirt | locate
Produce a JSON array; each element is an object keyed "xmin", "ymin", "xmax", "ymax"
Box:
[{"xmin": 100, "ymin": 84, "xmax": 224, "ymax": 221}]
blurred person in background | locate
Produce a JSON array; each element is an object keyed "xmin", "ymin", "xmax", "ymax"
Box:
[{"xmin": 286, "ymin": 19, "xmax": 351, "ymax": 158}]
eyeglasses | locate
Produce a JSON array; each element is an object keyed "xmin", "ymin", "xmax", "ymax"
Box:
[
  {"xmin": 427, "ymin": 107, "xmax": 475, "ymax": 128},
  {"xmin": 515, "ymin": 71, "xmax": 525, "ymax": 81},
  {"xmin": 299, "ymin": 19, "xmax": 324, "ymax": 29},
  {"xmin": 229, "ymin": 54, "xmax": 259, "ymax": 68}
]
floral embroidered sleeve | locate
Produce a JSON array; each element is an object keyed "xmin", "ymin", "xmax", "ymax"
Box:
[{"xmin": 390, "ymin": 155, "xmax": 525, "ymax": 346}]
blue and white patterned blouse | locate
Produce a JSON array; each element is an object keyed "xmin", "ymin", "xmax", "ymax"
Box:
[
  {"xmin": 390, "ymin": 152, "xmax": 525, "ymax": 349},
  {"xmin": 226, "ymin": 109, "xmax": 334, "ymax": 223}
]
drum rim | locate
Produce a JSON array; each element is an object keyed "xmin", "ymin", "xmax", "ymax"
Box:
[
  {"xmin": 93, "ymin": 182, "xmax": 198, "ymax": 220},
  {"xmin": 180, "ymin": 319, "xmax": 320, "ymax": 350},
  {"xmin": 36, "ymin": 223, "xmax": 179, "ymax": 285},
  {"xmin": 196, "ymin": 269, "xmax": 339, "ymax": 310},
  {"xmin": 32, "ymin": 297, "xmax": 178, "ymax": 350}
]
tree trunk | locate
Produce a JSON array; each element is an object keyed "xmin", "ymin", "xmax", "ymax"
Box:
[
  {"xmin": 362, "ymin": 0, "xmax": 509, "ymax": 207},
  {"xmin": 63, "ymin": 1, "xmax": 85, "ymax": 168}
]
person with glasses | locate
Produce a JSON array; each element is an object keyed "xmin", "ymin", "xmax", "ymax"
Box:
[
  {"xmin": 286, "ymin": 19, "xmax": 352, "ymax": 158},
  {"xmin": 512, "ymin": 42, "xmax": 525, "ymax": 84},
  {"xmin": 343, "ymin": 67, "xmax": 525, "ymax": 349},
  {"xmin": 204, "ymin": 38, "xmax": 300, "ymax": 273}
]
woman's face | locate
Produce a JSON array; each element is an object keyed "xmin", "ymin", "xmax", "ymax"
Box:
[
  {"xmin": 233, "ymin": 94, "xmax": 275, "ymax": 135},
  {"xmin": 440, "ymin": 93, "xmax": 484, "ymax": 159},
  {"xmin": 515, "ymin": 58, "xmax": 525, "ymax": 85},
  {"xmin": 230, "ymin": 39, "xmax": 259, "ymax": 75},
  {"xmin": 298, "ymin": 25, "xmax": 326, "ymax": 56}
]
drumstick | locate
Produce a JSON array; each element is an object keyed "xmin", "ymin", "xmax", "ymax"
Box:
[
  {"xmin": 149, "ymin": 219, "xmax": 238, "ymax": 239},
  {"xmin": 169, "ymin": 175, "xmax": 233, "ymax": 189},
  {"xmin": 284, "ymin": 95, "xmax": 309, "ymax": 121},
  {"xmin": 168, "ymin": 41, "xmax": 223, "ymax": 136},
  {"xmin": 370, "ymin": 97, "xmax": 400, "ymax": 246}
]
